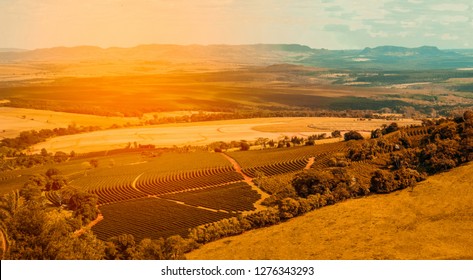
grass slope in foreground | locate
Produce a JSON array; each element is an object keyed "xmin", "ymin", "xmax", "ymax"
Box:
[{"xmin": 187, "ymin": 162, "xmax": 473, "ymax": 260}]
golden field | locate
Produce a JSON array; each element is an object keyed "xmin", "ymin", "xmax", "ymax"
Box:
[{"xmin": 30, "ymin": 117, "xmax": 421, "ymax": 154}]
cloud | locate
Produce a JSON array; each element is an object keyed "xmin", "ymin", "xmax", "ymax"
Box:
[
  {"xmin": 401, "ymin": 20, "xmax": 417, "ymax": 28},
  {"xmin": 440, "ymin": 15, "xmax": 469, "ymax": 24},
  {"xmin": 392, "ymin": 7, "xmax": 410, "ymax": 13},
  {"xmin": 441, "ymin": 33, "xmax": 459, "ymax": 41},
  {"xmin": 368, "ymin": 30, "xmax": 388, "ymax": 38},
  {"xmin": 431, "ymin": 3, "xmax": 469, "ymax": 12},
  {"xmin": 323, "ymin": 24, "xmax": 350, "ymax": 32}
]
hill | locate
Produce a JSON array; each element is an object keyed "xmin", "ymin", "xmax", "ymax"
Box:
[
  {"xmin": 187, "ymin": 162, "xmax": 473, "ymax": 260},
  {"xmin": 2, "ymin": 44, "xmax": 473, "ymax": 70},
  {"xmin": 302, "ymin": 45, "xmax": 473, "ymax": 70},
  {"xmin": 0, "ymin": 44, "xmax": 316, "ymax": 65},
  {"xmin": 359, "ymin": 46, "xmax": 446, "ymax": 57}
]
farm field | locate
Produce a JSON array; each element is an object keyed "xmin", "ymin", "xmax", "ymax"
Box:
[
  {"xmin": 230, "ymin": 141, "xmax": 351, "ymax": 177},
  {"xmin": 0, "ymin": 121, "xmax": 424, "ymax": 242},
  {"xmin": 187, "ymin": 162, "xmax": 473, "ymax": 260},
  {"xmin": 0, "ymin": 107, "xmax": 142, "ymax": 138},
  {"xmin": 85, "ymin": 139, "xmax": 377, "ymax": 241},
  {"xmin": 85, "ymin": 146, "xmax": 329, "ymax": 240},
  {"xmin": 30, "ymin": 117, "xmax": 421, "ymax": 154},
  {"xmin": 161, "ymin": 182, "xmax": 260, "ymax": 213},
  {"xmin": 93, "ymin": 197, "xmax": 236, "ymax": 241}
]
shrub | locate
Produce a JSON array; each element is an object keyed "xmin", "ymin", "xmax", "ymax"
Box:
[{"xmin": 344, "ymin": 130, "xmax": 364, "ymax": 141}]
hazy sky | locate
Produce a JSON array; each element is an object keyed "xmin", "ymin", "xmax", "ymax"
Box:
[{"xmin": 1, "ymin": 0, "xmax": 472, "ymax": 50}]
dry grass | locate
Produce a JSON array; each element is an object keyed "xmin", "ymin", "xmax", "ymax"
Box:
[
  {"xmin": 29, "ymin": 117, "xmax": 413, "ymax": 154},
  {"xmin": 0, "ymin": 107, "xmax": 141, "ymax": 138},
  {"xmin": 187, "ymin": 162, "xmax": 473, "ymax": 260},
  {"xmin": 252, "ymin": 117, "xmax": 420, "ymax": 133},
  {"xmin": 29, "ymin": 119, "xmax": 301, "ymax": 153}
]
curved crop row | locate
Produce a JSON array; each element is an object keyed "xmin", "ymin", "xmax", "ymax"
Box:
[
  {"xmin": 93, "ymin": 198, "xmax": 235, "ymax": 241},
  {"xmin": 242, "ymin": 158, "xmax": 308, "ymax": 177},
  {"xmin": 141, "ymin": 166, "xmax": 235, "ymax": 186},
  {"xmin": 89, "ymin": 184, "xmax": 147, "ymax": 205},
  {"xmin": 161, "ymin": 182, "xmax": 260, "ymax": 212},
  {"xmin": 136, "ymin": 170, "xmax": 244, "ymax": 195},
  {"xmin": 229, "ymin": 145, "xmax": 319, "ymax": 170}
]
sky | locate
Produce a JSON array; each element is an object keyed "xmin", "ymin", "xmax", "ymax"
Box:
[{"xmin": 0, "ymin": 0, "xmax": 472, "ymax": 50}]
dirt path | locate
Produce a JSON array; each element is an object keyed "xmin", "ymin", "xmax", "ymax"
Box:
[
  {"xmin": 131, "ymin": 172, "xmax": 147, "ymax": 194},
  {"xmin": 220, "ymin": 153, "xmax": 270, "ymax": 211},
  {"xmin": 304, "ymin": 157, "xmax": 315, "ymax": 170},
  {"xmin": 159, "ymin": 197, "xmax": 230, "ymax": 213},
  {"xmin": 74, "ymin": 213, "xmax": 104, "ymax": 237}
]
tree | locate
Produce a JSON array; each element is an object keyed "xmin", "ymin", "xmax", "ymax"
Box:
[
  {"xmin": 292, "ymin": 170, "xmax": 332, "ymax": 198},
  {"xmin": 344, "ymin": 131, "xmax": 364, "ymax": 141},
  {"xmin": 255, "ymin": 138, "xmax": 269, "ymax": 149},
  {"xmin": 89, "ymin": 159, "xmax": 99, "ymax": 168},
  {"xmin": 331, "ymin": 130, "xmax": 341, "ymax": 138},
  {"xmin": 278, "ymin": 198, "xmax": 300, "ymax": 219},
  {"xmin": 45, "ymin": 168, "xmax": 60, "ymax": 178},
  {"xmin": 20, "ymin": 182, "xmax": 43, "ymax": 202},
  {"xmin": 383, "ymin": 122, "xmax": 399, "ymax": 134},
  {"xmin": 54, "ymin": 151, "xmax": 68, "ymax": 163},
  {"xmin": 40, "ymin": 148, "xmax": 48, "ymax": 157},
  {"xmin": 44, "ymin": 175, "xmax": 67, "ymax": 191},
  {"xmin": 65, "ymin": 187, "xmax": 99, "ymax": 223},
  {"xmin": 370, "ymin": 169, "xmax": 396, "ymax": 193},
  {"xmin": 3, "ymin": 198, "xmax": 104, "ymax": 260},
  {"xmin": 240, "ymin": 141, "xmax": 250, "ymax": 151},
  {"xmin": 105, "ymin": 234, "xmax": 138, "ymax": 260},
  {"xmin": 371, "ymin": 128, "xmax": 383, "ymax": 139},
  {"xmin": 136, "ymin": 238, "xmax": 165, "ymax": 260}
]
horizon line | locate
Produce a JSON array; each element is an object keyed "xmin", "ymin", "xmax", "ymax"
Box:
[{"xmin": 2, "ymin": 43, "xmax": 473, "ymax": 52}]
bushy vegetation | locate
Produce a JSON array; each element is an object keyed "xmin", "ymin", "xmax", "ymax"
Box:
[{"xmin": 344, "ymin": 130, "xmax": 364, "ymax": 141}]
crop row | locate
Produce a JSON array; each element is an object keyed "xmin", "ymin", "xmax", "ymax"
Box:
[
  {"xmin": 71, "ymin": 174, "xmax": 136, "ymax": 192},
  {"xmin": 229, "ymin": 146, "xmax": 319, "ymax": 169},
  {"xmin": 89, "ymin": 184, "xmax": 147, "ymax": 205},
  {"xmin": 310, "ymin": 143, "xmax": 350, "ymax": 170},
  {"xmin": 139, "ymin": 166, "xmax": 235, "ymax": 186},
  {"xmin": 45, "ymin": 190, "xmax": 61, "ymax": 205},
  {"xmin": 135, "ymin": 170, "xmax": 244, "ymax": 195},
  {"xmin": 404, "ymin": 127, "xmax": 430, "ymax": 137},
  {"xmin": 93, "ymin": 198, "xmax": 235, "ymax": 241},
  {"xmin": 161, "ymin": 182, "xmax": 260, "ymax": 212},
  {"xmin": 242, "ymin": 158, "xmax": 308, "ymax": 177}
]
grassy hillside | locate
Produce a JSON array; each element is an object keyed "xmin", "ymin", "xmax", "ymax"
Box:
[{"xmin": 187, "ymin": 162, "xmax": 473, "ymax": 260}]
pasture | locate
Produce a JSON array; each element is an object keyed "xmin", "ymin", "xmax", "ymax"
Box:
[
  {"xmin": 0, "ymin": 107, "xmax": 141, "ymax": 138},
  {"xmin": 30, "ymin": 117, "xmax": 421, "ymax": 154}
]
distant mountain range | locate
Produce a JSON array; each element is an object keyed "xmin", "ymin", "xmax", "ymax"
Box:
[
  {"xmin": 1, "ymin": 44, "xmax": 473, "ymax": 70},
  {"xmin": 0, "ymin": 48, "xmax": 28, "ymax": 52}
]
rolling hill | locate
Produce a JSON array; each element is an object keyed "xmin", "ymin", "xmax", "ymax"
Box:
[{"xmin": 1, "ymin": 44, "xmax": 473, "ymax": 70}]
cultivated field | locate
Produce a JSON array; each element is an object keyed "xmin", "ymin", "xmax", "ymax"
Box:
[
  {"xmin": 30, "ymin": 117, "xmax": 421, "ymax": 154},
  {"xmin": 0, "ymin": 107, "xmax": 141, "ymax": 138},
  {"xmin": 187, "ymin": 162, "xmax": 473, "ymax": 260},
  {"xmin": 93, "ymin": 197, "xmax": 236, "ymax": 241}
]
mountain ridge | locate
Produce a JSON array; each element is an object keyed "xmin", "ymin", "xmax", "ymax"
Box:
[{"xmin": 1, "ymin": 44, "xmax": 473, "ymax": 70}]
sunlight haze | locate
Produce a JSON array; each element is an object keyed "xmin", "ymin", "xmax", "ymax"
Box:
[{"xmin": 1, "ymin": 0, "xmax": 472, "ymax": 50}]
